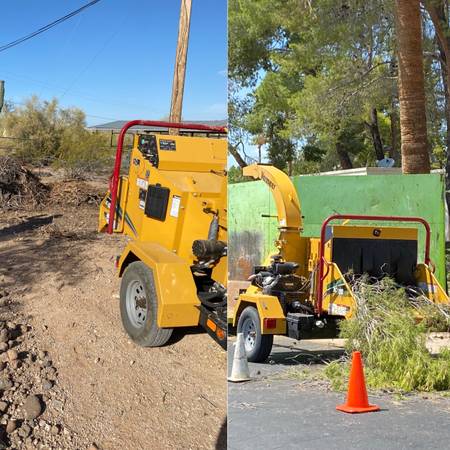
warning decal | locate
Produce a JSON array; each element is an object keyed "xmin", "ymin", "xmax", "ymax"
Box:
[{"xmin": 170, "ymin": 196, "xmax": 181, "ymax": 217}]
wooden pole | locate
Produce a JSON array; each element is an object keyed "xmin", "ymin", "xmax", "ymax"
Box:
[
  {"xmin": 169, "ymin": 0, "xmax": 192, "ymax": 133},
  {"xmin": 0, "ymin": 81, "xmax": 4, "ymax": 113}
]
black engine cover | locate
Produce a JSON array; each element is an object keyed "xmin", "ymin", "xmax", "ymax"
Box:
[{"xmin": 270, "ymin": 274, "xmax": 303, "ymax": 292}]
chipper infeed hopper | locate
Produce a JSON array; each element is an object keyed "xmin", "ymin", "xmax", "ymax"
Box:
[
  {"xmin": 231, "ymin": 164, "xmax": 449, "ymax": 362},
  {"xmin": 99, "ymin": 120, "xmax": 227, "ymax": 348}
]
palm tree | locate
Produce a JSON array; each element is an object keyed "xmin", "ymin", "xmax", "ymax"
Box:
[{"xmin": 394, "ymin": 0, "xmax": 431, "ymax": 173}]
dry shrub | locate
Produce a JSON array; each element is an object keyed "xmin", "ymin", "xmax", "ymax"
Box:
[{"xmin": 0, "ymin": 156, "xmax": 48, "ymax": 209}]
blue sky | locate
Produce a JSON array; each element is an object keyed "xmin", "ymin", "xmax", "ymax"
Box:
[{"xmin": 0, "ymin": 0, "xmax": 227, "ymax": 126}]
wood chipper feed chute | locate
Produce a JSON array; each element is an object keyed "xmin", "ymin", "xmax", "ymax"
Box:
[
  {"xmin": 231, "ymin": 163, "xmax": 450, "ymax": 362},
  {"xmin": 314, "ymin": 219, "xmax": 449, "ymax": 319},
  {"xmin": 99, "ymin": 120, "xmax": 228, "ymax": 349}
]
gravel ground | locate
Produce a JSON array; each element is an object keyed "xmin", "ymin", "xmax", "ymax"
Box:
[{"xmin": 0, "ymin": 176, "xmax": 226, "ymax": 450}]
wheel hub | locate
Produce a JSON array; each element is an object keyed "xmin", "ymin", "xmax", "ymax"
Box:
[
  {"xmin": 126, "ymin": 280, "xmax": 148, "ymax": 328},
  {"xmin": 242, "ymin": 317, "xmax": 256, "ymax": 353}
]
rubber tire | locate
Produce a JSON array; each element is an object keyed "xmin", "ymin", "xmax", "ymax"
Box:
[
  {"xmin": 237, "ymin": 306, "xmax": 273, "ymax": 363},
  {"xmin": 120, "ymin": 261, "xmax": 173, "ymax": 347}
]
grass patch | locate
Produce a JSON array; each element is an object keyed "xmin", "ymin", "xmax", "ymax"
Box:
[{"xmin": 325, "ymin": 277, "xmax": 450, "ymax": 393}]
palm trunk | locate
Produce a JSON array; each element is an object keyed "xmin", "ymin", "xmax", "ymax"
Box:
[{"xmin": 394, "ymin": 0, "xmax": 430, "ymax": 173}]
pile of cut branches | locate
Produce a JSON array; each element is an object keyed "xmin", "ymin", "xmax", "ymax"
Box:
[
  {"xmin": 0, "ymin": 156, "xmax": 49, "ymax": 209},
  {"xmin": 48, "ymin": 180, "xmax": 103, "ymax": 207},
  {"xmin": 325, "ymin": 276, "xmax": 450, "ymax": 392}
]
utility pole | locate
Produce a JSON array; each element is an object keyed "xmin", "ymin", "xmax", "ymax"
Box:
[
  {"xmin": 169, "ymin": 0, "xmax": 192, "ymax": 133},
  {"xmin": 0, "ymin": 81, "xmax": 4, "ymax": 113}
]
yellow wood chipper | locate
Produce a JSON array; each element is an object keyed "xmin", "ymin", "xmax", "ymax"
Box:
[
  {"xmin": 231, "ymin": 164, "xmax": 449, "ymax": 362},
  {"xmin": 99, "ymin": 120, "xmax": 227, "ymax": 348}
]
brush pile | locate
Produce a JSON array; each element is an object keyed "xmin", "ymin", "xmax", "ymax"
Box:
[
  {"xmin": 325, "ymin": 276, "xmax": 450, "ymax": 392},
  {"xmin": 48, "ymin": 181, "xmax": 103, "ymax": 207},
  {"xmin": 0, "ymin": 156, "xmax": 49, "ymax": 209}
]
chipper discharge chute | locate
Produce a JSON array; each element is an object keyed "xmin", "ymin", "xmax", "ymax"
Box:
[
  {"xmin": 99, "ymin": 120, "xmax": 227, "ymax": 349},
  {"xmin": 231, "ymin": 164, "xmax": 449, "ymax": 362}
]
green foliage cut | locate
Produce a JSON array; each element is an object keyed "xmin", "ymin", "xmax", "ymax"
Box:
[{"xmin": 325, "ymin": 277, "xmax": 450, "ymax": 392}]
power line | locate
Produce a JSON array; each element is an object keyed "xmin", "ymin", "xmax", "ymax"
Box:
[
  {"xmin": 0, "ymin": 0, "xmax": 102, "ymax": 54},
  {"xmin": 60, "ymin": 6, "xmax": 133, "ymax": 100},
  {"xmin": 1, "ymin": 69, "xmax": 158, "ymax": 113},
  {"xmin": 5, "ymin": 99, "xmax": 120, "ymax": 123}
]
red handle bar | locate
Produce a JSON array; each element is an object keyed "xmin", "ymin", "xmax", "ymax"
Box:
[
  {"xmin": 107, "ymin": 120, "xmax": 227, "ymax": 234},
  {"xmin": 316, "ymin": 214, "xmax": 432, "ymax": 314}
]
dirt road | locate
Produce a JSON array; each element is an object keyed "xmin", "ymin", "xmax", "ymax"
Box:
[{"xmin": 0, "ymin": 185, "xmax": 226, "ymax": 449}]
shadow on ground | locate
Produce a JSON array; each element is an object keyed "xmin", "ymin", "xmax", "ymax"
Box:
[
  {"xmin": 267, "ymin": 344, "xmax": 345, "ymax": 366},
  {"xmin": 167, "ymin": 326, "xmax": 208, "ymax": 345},
  {"xmin": 0, "ymin": 214, "xmax": 61, "ymax": 242},
  {"xmin": 215, "ymin": 418, "xmax": 227, "ymax": 449},
  {"xmin": 0, "ymin": 209, "xmax": 108, "ymax": 291}
]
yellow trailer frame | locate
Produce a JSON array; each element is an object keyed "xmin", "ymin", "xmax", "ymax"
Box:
[{"xmin": 99, "ymin": 120, "xmax": 227, "ymax": 348}]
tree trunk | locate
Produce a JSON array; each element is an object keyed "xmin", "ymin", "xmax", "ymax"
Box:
[
  {"xmin": 228, "ymin": 144, "xmax": 248, "ymax": 168},
  {"xmin": 336, "ymin": 142, "xmax": 353, "ymax": 170},
  {"xmin": 366, "ymin": 108, "xmax": 385, "ymax": 161},
  {"xmin": 394, "ymin": 0, "xmax": 430, "ymax": 174}
]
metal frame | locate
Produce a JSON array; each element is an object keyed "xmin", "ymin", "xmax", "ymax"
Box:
[
  {"xmin": 316, "ymin": 214, "xmax": 432, "ymax": 313},
  {"xmin": 107, "ymin": 119, "xmax": 227, "ymax": 234}
]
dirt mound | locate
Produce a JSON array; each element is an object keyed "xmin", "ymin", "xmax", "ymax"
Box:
[
  {"xmin": 49, "ymin": 180, "xmax": 104, "ymax": 207},
  {"xmin": 0, "ymin": 157, "xmax": 49, "ymax": 209}
]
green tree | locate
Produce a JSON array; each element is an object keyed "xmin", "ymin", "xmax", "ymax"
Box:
[
  {"xmin": 0, "ymin": 96, "xmax": 110, "ymax": 175},
  {"xmin": 228, "ymin": 165, "xmax": 247, "ymax": 183},
  {"xmin": 229, "ymin": 0, "xmax": 402, "ymax": 171}
]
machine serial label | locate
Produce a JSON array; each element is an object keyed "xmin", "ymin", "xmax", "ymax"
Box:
[
  {"xmin": 136, "ymin": 178, "xmax": 148, "ymax": 190},
  {"xmin": 159, "ymin": 139, "xmax": 176, "ymax": 151},
  {"xmin": 170, "ymin": 195, "xmax": 181, "ymax": 217}
]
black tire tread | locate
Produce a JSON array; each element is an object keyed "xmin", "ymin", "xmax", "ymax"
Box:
[
  {"xmin": 237, "ymin": 306, "xmax": 273, "ymax": 363},
  {"xmin": 120, "ymin": 261, "xmax": 172, "ymax": 347}
]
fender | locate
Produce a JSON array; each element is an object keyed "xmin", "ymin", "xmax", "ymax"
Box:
[
  {"xmin": 233, "ymin": 292, "xmax": 286, "ymax": 334},
  {"xmin": 415, "ymin": 263, "xmax": 449, "ymax": 304},
  {"xmin": 118, "ymin": 241, "xmax": 200, "ymax": 328}
]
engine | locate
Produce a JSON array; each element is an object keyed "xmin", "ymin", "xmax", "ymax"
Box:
[{"xmin": 248, "ymin": 256, "xmax": 313, "ymax": 314}]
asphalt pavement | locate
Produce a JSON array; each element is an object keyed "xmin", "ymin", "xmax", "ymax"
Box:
[{"xmin": 227, "ymin": 336, "xmax": 450, "ymax": 450}]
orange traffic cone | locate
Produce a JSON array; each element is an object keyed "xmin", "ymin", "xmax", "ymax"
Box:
[{"xmin": 336, "ymin": 351, "xmax": 380, "ymax": 414}]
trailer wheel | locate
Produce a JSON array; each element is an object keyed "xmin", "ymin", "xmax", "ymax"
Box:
[
  {"xmin": 237, "ymin": 306, "xmax": 273, "ymax": 363},
  {"xmin": 120, "ymin": 261, "xmax": 173, "ymax": 347}
]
